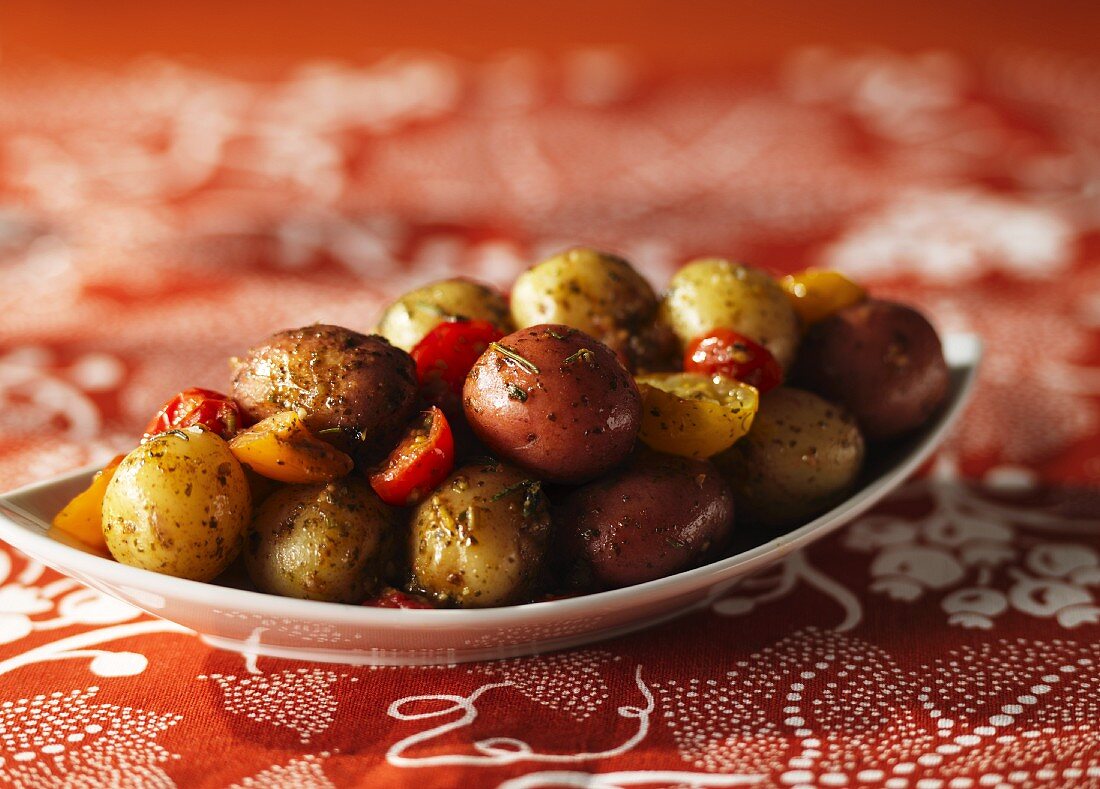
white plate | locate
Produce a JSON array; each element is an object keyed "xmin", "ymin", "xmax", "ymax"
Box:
[{"xmin": 0, "ymin": 334, "xmax": 981, "ymax": 666}]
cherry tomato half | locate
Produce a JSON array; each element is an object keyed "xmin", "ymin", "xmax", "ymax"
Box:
[
  {"xmin": 369, "ymin": 406, "xmax": 455, "ymax": 506},
  {"xmin": 410, "ymin": 319, "xmax": 504, "ymax": 409},
  {"xmin": 363, "ymin": 587, "xmax": 436, "ymax": 609},
  {"xmin": 144, "ymin": 387, "xmax": 242, "ymax": 440},
  {"xmin": 684, "ymin": 329, "xmax": 783, "ymax": 394}
]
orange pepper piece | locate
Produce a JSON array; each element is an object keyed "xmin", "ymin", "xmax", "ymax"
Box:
[
  {"xmin": 51, "ymin": 454, "xmax": 125, "ymax": 551},
  {"xmin": 779, "ymin": 269, "xmax": 866, "ymax": 326},
  {"xmin": 229, "ymin": 411, "xmax": 354, "ymax": 483}
]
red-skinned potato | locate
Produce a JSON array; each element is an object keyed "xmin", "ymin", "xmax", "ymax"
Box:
[
  {"xmin": 232, "ymin": 324, "xmax": 418, "ymax": 442},
  {"xmin": 796, "ymin": 300, "xmax": 949, "ymax": 441},
  {"xmin": 462, "ymin": 324, "xmax": 642, "ymax": 484},
  {"xmin": 555, "ymin": 451, "xmax": 734, "ymax": 589}
]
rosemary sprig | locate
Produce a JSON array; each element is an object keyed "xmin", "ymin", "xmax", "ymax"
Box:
[
  {"xmin": 491, "ymin": 478, "xmax": 536, "ymax": 501},
  {"xmin": 489, "ymin": 342, "xmax": 540, "ymax": 374}
]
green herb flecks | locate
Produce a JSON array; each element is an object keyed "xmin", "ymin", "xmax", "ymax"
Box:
[
  {"xmin": 563, "ymin": 347, "xmax": 595, "ymax": 366},
  {"xmin": 522, "ymin": 480, "xmax": 544, "ymax": 519},
  {"xmin": 495, "ymin": 477, "xmax": 536, "ymax": 501},
  {"xmin": 506, "ymin": 383, "xmax": 529, "ymax": 402}
]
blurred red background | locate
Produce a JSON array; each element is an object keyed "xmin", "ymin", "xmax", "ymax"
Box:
[
  {"xmin": 1, "ymin": 0, "xmax": 1099, "ymax": 489},
  {"xmin": 4, "ymin": 1, "xmax": 1100, "ymax": 68}
]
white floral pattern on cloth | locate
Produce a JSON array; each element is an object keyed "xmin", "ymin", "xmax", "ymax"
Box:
[
  {"xmin": 198, "ymin": 669, "xmax": 357, "ymax": 744},
  {"xmin": 654, "ymin": 629, "xmax": 1100, "ymax": 789},
  {"xmin": 0, "ymin": 552, "xmax": 189, "ymax": 678},
  {"xmin": 0, "ymin": 686, "xmax": 182, "ymax": 789},
  {"xmin": 227, "ymin": 753, "xmax": 335, "ymax": 789},
  {"xmin": 712, "ymin": 472, "xmax": 1100, "ymax": 634},
  {"xmin": 821, "ymin": 188, "xmax": 1077, "ymax": 283},
  {"xmin": 466, "ymin": 651, "xmax": 620, "ymax": 722},
  {"xmin": 847, "ymin": 479, "xmax": 1100, "ymax": 630}
]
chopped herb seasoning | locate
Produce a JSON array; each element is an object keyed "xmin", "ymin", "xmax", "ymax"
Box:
[
  {"xmin": 491, "ymin": 478, "xmax": 536, "ymax": 502},
  {"xmin": 506, "ymin": 383, "xmax": 529, "ymax": 402},
  {"xmin": 563, "ymin": 347, "xmax": 595, "ymax": 366}
]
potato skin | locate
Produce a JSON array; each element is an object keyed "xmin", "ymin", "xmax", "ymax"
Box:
[
  {"xmin": 377, "ymin": 278, "xmax": 512, "ymax": 352},
  {"xmin": 409, "ymin": 461, "xmax": 551, "ymax": 607},
  {"xmin": 659, "ymin": 259, "xmax": 801, "ymax": 370},
  {"xmin": 796, "ymin": 299, "xmax": 950, "ymax": 441},
  {"xmin": 463, "ymin": 324, "xmax": 642, "ymax": 484},
  {"xmin": 713, "ymin": 387, "xmax": 865, "ymax": 528},
  {"xmin": 232, "ymin": 325, "xmax": 418, "ymax": 440},
  {"xmin": 510, "ymin": 248, "xmax": 675, "ymax": 371},
  {"xmin": 102, "ymin": 427, "xmax": 252, "ymax": 581},
  {"xmin": 556, "ymin": 452, "xmax": 734, "ymax": 589},
  {"xmin": 245, "ymin": 478, "xmax": 397, "ymax": 603}
]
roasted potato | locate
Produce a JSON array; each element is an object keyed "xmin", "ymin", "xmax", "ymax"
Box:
[
  {"xmin": 245, "ymin": 478, "xmax": 397, "ymax": 603},
  {"xmin": 102, "ymin": 427, "xmax": 252, "ymax": 581},
  {"xmin": 232, "ymin": 325, "xmax": 418, "ymax": 442},
  {"xmin": 796, "ymin": 299, "xmax": 950, "ymax": 441},
  {"xmin": 463, "ymin": 324, "xmax": 642, "ymax": 483},
  {"xmin": 409, "ymin": 461, "xmax": 551, "ymax": 607},
  {"xmin": 377, "ymin": 278, "xmax": 512, "ymax": 352},
  {"xmin": 659, "ymin": 259, "xmax": 801, "ymax": 371},
  {"xmin": 713, "ymin": 387, "xmax": 864, "ymax": 528},
  {"xmin": 556, "ymin": 451, "xmax": 734, "ymax": 588},
  {"xmin": 510, "ymin": 247, "xmax": 675, "ymax": 371}
]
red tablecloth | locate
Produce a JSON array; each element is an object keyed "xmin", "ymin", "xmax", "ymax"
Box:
[{"xmin": 1, "ymin": 48, "xmax": 1099, "ymax": 788}]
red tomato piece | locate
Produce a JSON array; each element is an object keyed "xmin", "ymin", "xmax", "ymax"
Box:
[
  {"xmin": 144, "ymin": 387, "xmax": 242, "ymax": 440},
  {"xmin": 684, "ymin": 329, "xmax": 783, "ymax": 394},
  {"xmin": 369, "ymin": 407, "xmax": 455, "ymax": 506},
  {"xmin": 411, "ymin": 319, "xmax": 504, "ymax": 408},
  {"xmin": 363, "ymin": 587, "xmax": 436, "ymax": 609}
]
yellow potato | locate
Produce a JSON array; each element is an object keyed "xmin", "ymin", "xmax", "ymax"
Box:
[
  {"xmin": 636, "ymin": 372, "xmax": 758, "ymax": 459},
  {"xmin": 102, "ymin": 427, "xmax": 251, "ymax": 581},
  {"xmin": 713, "ymin": 387, "xmax": 865, "ymax": 527},
  {"xmin": 246, "ymin": 478, "xmax": 397, "ymax": 603},
  {"xmin": 376, "ymin": 278, "xmax": 512, "ymax": 351},
  {"xmin": 410, "ymin": 462, "xmax": 551, "ymax": 607},
  {"xmin": 659, "ymin": 259, "xmax": 801, "ymax": 370},
  {"xmin": 510, "ymin": 248, "xmax": 673, "ymax": 369}
]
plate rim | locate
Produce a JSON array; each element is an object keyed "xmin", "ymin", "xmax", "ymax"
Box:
[{"xmin": 0, "ymin": 333, "xmax": 982, "ymax": 628}]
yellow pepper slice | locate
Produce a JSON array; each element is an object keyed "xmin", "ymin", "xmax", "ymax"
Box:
[
  {"xmin": 779, "ymin": 269, "xmax": 866, "ymax": 326},
  {"xmin": 229, "ymin": 411, "xmax": 354, "ymax": 483},
  {"xmin": 636, "ymin": 372, "xmax": 758, "ymax": 459},
  {"xmin": 51, "ymin": 454, "xmax": 125, "ymax": 551}
]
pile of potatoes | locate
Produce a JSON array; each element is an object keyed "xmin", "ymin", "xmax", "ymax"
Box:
[{"xmin": 56, "ymin": 248, "xmax": 950, "ymax": 609}]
